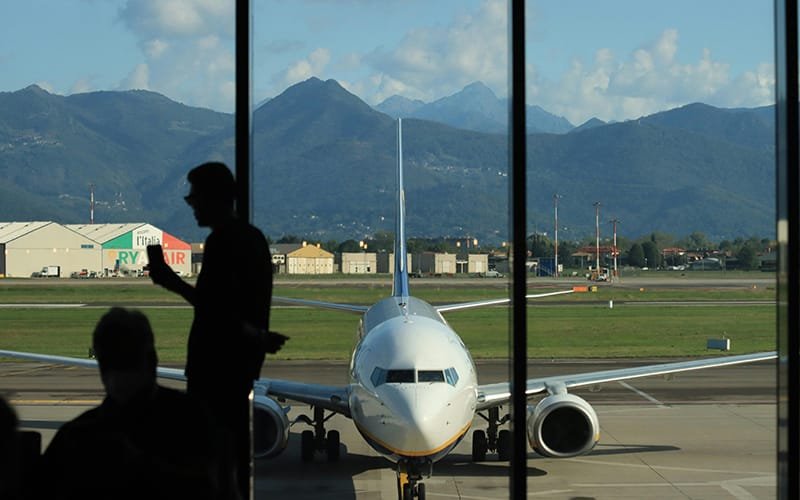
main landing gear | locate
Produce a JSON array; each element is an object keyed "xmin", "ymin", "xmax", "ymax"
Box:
[
  {"xmin": 472, "ymin": 406, "xmax": 512, "ymax": 461},
  {"xmin": 295, "ymin": 406, "xmax": 340, "ymax": 462},
  {"xmin": 396, "ymin": 459, "xmax": 431, "ymax": 500}
]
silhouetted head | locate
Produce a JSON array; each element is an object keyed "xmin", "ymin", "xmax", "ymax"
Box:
[
  {"xmin": 93, "ymin": 308, "xmax": 158, "ymax": 405},
  {"xmin": 185, "ymin": 162, "xmax": 236, "ymax": 228},
  {"xmin": 0, "ymin": 396, "xmax": 17, "ymax": 447}
]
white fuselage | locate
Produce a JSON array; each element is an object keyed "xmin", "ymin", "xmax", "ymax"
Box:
[{"xmin": 348, "ymin": 296, "xmax": 479, "ymax": 463}]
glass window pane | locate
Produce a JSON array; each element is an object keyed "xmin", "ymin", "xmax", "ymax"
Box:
[{"xmin": 526, "ymin": 1, "xmax": 776, "ymax": 496}]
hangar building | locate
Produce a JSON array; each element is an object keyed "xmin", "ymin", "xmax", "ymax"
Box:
[
  {"xmin": 67, "ymin": 223, "xmax": 192, "ymax": 276},
  {"xmin": 0, "ymin": 221, "xmax": 101, "ymax": 278}
]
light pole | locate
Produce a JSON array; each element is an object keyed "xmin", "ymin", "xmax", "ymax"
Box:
[
  {"xmin": 609, "ymin": 218, "xmax": 619, "ymax": 281},
  {"xmin": 593, "ymin": 202, "xmax": 601, "ymax": 276},
  {"xmin": 553, "ymin": 194, "xmax": 561, "ymax": 278}
]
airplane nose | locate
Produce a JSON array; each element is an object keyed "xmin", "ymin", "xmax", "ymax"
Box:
[{"xmin": 383, "ymin": 386, "xmax": 460, "ymax": 454}]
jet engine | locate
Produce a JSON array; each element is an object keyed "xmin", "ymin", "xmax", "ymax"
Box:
[
  {"xmin": 527, "ymin": 393, "xmax": 599, "ymax": 458},
  {"xmin": 252, "ymin": 394, "xmax": 290, "ymax": 458}
]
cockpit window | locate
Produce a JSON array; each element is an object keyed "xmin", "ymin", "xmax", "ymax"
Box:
[
  {"xmin": 418, "ymin": 370, "xmax": 445, "ymax": 382},
  {"xmin": 370, "ymin": 367, "xmax": 387, "ymax": 387},
  {"xmin": 445, "ymin": 367, "xmax": 459, "ymax": 387},
  {"xmin": 386, "ymin": 369, "xmax": 415, "ymax": 383},
  {"xmin": 370, "ymin": 367, "xmax": 458, "ymax": 387}
]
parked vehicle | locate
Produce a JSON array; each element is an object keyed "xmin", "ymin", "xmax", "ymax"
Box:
[{"xmin": 40, "ymin": 266, "xmax": 60, "ymax": 278}]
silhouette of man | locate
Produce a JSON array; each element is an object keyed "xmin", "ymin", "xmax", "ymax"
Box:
[
  {"xmin": 148, "ymin": 161, "xmax": 283, "ymax": 499},
  {"xmin": 40, "ymin": 307, "xmax": 237, "ymax": 500},
  {"xmin": 0, "ymin": 396, "xmax": 23, "ymax": 500}
]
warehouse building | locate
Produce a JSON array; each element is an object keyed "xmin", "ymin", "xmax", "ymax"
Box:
[
  {"xmin": 376, "ymin": 252, "xmax": 412, "ymax": 274},
  {"xmin": 339, "ymin": 252, "xmax": 377, "ymax": 274},
  {"xmin": 412, "ymin": 252, "xmax": 457, "ymax": 275},
  {"xmin": 67, "ymin": 223, "xmax": 191, "ymax": 276},
  {"xmin": 456, "ymin": 254, "xmax": 489, "ymax": 274},
  {"xmin": 0, "ymin": 221, "xmax": 101, "ymax": 278}
]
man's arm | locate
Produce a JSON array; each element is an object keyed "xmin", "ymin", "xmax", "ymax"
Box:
[{"xmin": 149, "ymin": 264, "xmax": 197, "ymax": 306}]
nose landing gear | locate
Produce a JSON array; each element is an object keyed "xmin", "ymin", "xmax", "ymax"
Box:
[{"xmin": 396, "ymin": 459, "xmax": 430, "ymax": 499}]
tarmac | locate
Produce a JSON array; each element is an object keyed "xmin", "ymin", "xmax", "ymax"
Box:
[{"xmin": 2, "ymin": 359, "xmax": 777, "ymax": 499}]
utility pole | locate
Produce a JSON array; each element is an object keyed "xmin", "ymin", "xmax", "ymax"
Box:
[
  {"xmin": 609, "ymin": 218, "xmax": 620, "ymax": 281},
  {"xmin": 89, "ymin": 183, "xmax": 95, "ymax": 224},
  {"xmin": 593, "ymin": 202, "xmax": 601, "ymax": 275},
  {"xmin": 553, "ymin": 194, "xmax": 561, "ymax": 278}
]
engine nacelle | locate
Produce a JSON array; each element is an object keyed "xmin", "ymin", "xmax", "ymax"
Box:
[
  {"xmin": 527, "ymin": 393, "xmax": 600, "ymax": 458},
  {"xmin": 252, "ymin": 394, "xmax": 290, "ymax": 458}
]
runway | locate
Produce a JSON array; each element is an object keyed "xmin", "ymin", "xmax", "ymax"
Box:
[{"xmin": 1, "ymin": 359, "xmax": 776, "ymax": 499}]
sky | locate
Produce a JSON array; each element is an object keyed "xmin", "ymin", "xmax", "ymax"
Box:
[{"xmin": 0, "ymin": 0, "xmax": 776, "ymax": 125}]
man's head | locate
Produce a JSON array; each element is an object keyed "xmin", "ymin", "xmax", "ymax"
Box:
[
  {"xmin": 185, "ymin": 162, "xmax": 236, "ymax": 227},
  {"xmin": 93, "ymin": 308, "xmax": 158, "ymax": 405}
]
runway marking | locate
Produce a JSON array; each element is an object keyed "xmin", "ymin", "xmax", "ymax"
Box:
[
  {"xmin": 11, "ymin": 399, "xmax": 101, "ymax": 405},
  {"xmin": 618, "ymin": 380, "xmax": 666, "ymax": 407},
  {"xmin": 0, "ymin": 303, "xmax": 87, "ymax": 308},
  {"xmin": 567, "ymin": 457, "xmax": 774, "ymax": 476},
  {"xmin": 425, "ymin": 490, "xmax": 574, "ymax": 499},
  {"xmin": 574, "ymin": 476, "xmax": 773, "ymax": 500}
]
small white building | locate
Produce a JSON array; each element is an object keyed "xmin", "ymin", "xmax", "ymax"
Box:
[
  {"xmin": 340, "ymin": 252, "xmax": 377, "ymax": 274},
  {"xmin": 286, "ymin": 245, "xmax": 334, "ymax": 274}
]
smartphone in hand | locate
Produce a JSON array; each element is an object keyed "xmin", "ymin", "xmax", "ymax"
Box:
[{"xmin": 146, "ymin": 244, "xmax": 166, "ymax": 268}]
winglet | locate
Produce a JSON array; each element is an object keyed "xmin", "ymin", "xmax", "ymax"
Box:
[{"xmin": 392, "ymin": 118, "xmax": 410, "ymax": 301}]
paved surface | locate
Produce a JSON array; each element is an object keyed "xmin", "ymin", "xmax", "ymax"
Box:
[{"xmin": 1, "ymin": 359, "xmax": 776, "ymax": 499}]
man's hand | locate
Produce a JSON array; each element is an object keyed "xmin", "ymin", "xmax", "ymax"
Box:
[
  {"xmin": 148, "ymin": 261, "xmax": 183, "ymax": 292},
  {"xmin": 262, "ymin": 331, "xmax": 289, "ymax": 354}
]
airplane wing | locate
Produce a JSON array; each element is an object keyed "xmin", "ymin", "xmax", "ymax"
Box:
[
  {"xmin": 1, "ymin": 348, "xmax": 353, "ymax": 418},
  {"xmin": 0, "ymin": 349, "xmax": 187, "ymax": 381},
  {"xmin": 259, "ymin": 379, "xmax": 351, "ymax": 417},
  {"xmin": 273, "ymin": 296, "xmax": 368, "ymax": 314},
  {"xmin": 475, "ymin": 350, "xmax": 777, "ymax": 410},
  {"xmin": 435, "ymin": 289, "xmax": 576, "ymax": 313}
]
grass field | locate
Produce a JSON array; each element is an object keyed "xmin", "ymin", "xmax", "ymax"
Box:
[{"xmin": 0, "ymin": 279, "xmax": 776, "ymax": 362}]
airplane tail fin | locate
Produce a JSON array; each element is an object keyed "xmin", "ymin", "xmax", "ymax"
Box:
[{"xmin": 392, "ymin": 118, "xmax": 410, "ymax": 300}]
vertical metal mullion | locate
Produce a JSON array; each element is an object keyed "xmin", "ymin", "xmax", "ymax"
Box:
[
  {"xmin": 235, "ymin": 1, "xmax": 254, "ymax": 499},
  {"xmin": 235, "ymin": 0, "xmax": 252, "ymax": 223},
  {"xmin": 508, "ymin": 0, "xmax": 527, "ymax": 497},
  {"xmin": 775, "ymin": 0, "xmax": 799, "ymax": 498}
]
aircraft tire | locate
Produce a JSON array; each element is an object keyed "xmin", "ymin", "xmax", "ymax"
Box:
[
  {"xmin": 402, "ymin": 483, "xmax": 412, "ymax": 499},
  {"xmin": 301, "ymin": 430, "xmax": 314, "ymax": 462},
  {"xmin": 472, "ymin": 430, "xmax": 488, "ymax": 461},
  {"xmin": 417, "ymin": 482, "xmax": 426, "ymax": 500},
  {"xmin": 497, "ymin": 429, "xmax": 511, "ymax": 461},
  {"xmin": 326, "ymin": 430, "xmax": 340, "ymax": 461}
]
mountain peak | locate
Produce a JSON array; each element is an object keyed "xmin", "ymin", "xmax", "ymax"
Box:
[
  {"xmin": 460, "ymin": 81, "xmax": 496, "ymax": 98},
  {"xmin": 20, "ymin": 84, "xmax": 52, "ymax": 96}
]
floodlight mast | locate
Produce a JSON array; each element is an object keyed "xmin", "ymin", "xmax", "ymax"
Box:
[
  {"xmin": 593, "ymin": 202, "xmax": 601, "ymax": 275},
  {"xmin": 553, "ymin": 194, "xmax": 561, "ymax": 277},
  {"xmin": 610, "ymin": 218, "xmax": 620, "ymax": 281}
]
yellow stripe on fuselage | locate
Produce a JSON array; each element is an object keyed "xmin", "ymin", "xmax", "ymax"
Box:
[{"xmin": 355, "ymin": 419, "xmax": 472, "ymax": 458}]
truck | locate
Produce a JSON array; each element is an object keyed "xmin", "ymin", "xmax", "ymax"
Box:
[{"xmin": 40, "ymin": 265, "xmax": 60, "ymax": 278}]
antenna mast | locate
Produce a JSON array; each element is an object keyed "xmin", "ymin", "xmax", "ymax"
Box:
[{"xmin": 89, "ymin": 183, "xmax": 95, "ymax": 224}]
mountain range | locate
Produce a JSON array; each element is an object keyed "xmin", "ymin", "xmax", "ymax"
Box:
[
  {"xmin": 375, "ymin": 81, "xmax": 574, "ymax": 134},
  {"xmin": 0, "ymin": 78, "xmax": 775, "ymax": 243}
]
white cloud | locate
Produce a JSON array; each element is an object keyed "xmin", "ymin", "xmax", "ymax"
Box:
[
  {"xmin": 273, "ymin": 48, "xmax": 331, "ymax": 90},
  {"xmin": 144, "ymin": 39, "xmax": 169, "ymax": 59},
  {"xmin": 529, "ymin": 29, "xmax": 775, "ymax": 124},
  {"xmin": 362, "ymin": 0, "xmax": 507, "ymax": 103},
  {"xmin": 119, "ymin": 0, "xmax": 234, "ymax": 39},
  {"xmin": 70, "ymin": 78, "xmax": 94, "ymax": 94},
  {"xmin": 118, "ymin": 63, "xmax": 150, "ymax": 90},
  {"xmin": 118, "ymin": 0, "xmax": 235, "ymax": 110}
]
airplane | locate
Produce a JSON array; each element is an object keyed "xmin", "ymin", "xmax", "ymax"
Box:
[{"xmin": 0, "ymin": 118, "xmax": 777, "ymax": 500}]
